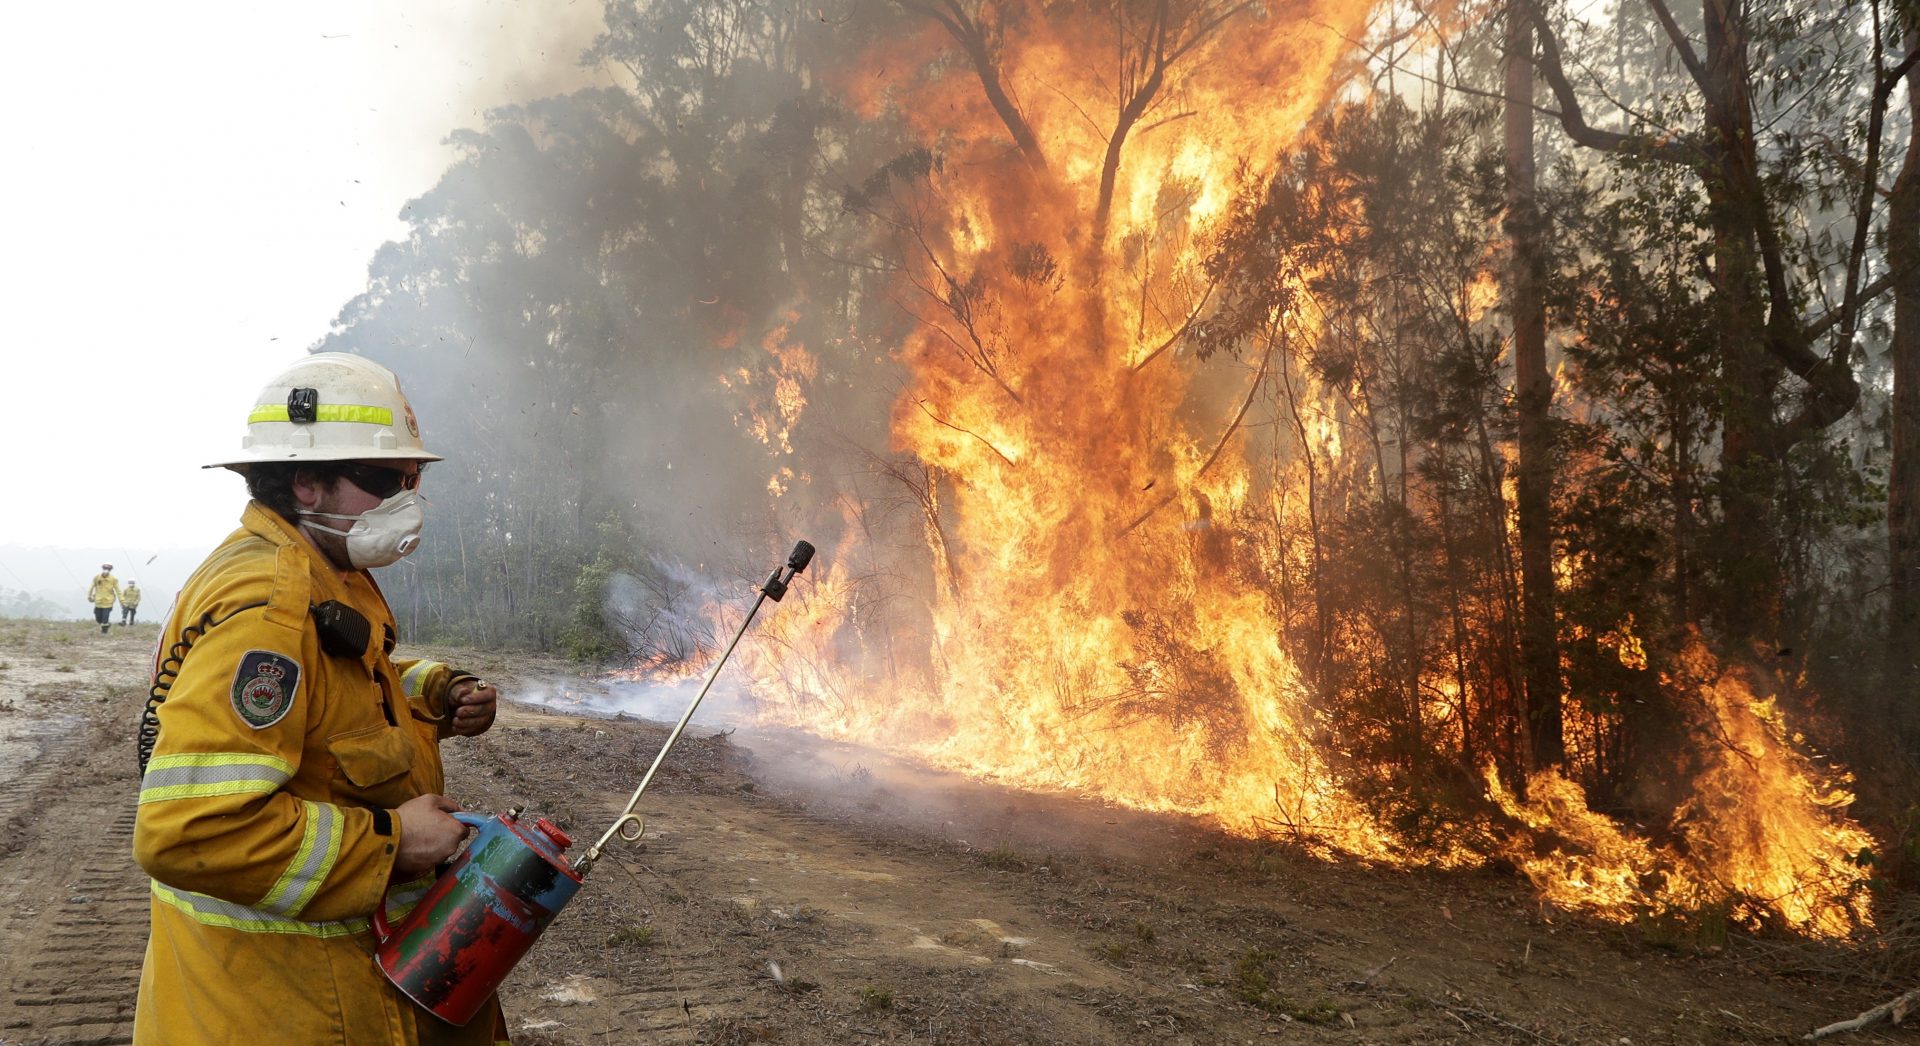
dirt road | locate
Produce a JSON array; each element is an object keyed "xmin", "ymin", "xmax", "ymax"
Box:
[{"xmin": 0, "ymin": 617, "xmax": 1907, "ymax": 1044}]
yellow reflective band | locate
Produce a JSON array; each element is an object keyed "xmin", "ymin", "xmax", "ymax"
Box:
[
  {"xmin": 151, "ymin": 880, "xmax": 369, "ymax": 938},
  {"xmin": 139, "ymin": 752, "xmax": 295, "ymax": 804},
  {"xmin": 247, "ymin": 403, "xmax": 395, "ymax": 426},
  {"xmin": 256, "ymin": 800, "xmax": 343, "ymax": 918},
  {"xmin": 386, "ymin": 876, "xmax": 432, "ymax": 923},
  {"xmin": 400, "ymin": 660, "xmax": 440, "ymax": 699},
  {"xmin": 149, "ymin": 876, "xmax": 435, "ymax": 937}
]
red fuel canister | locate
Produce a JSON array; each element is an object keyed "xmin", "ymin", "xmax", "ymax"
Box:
[{"xmin": 373, "ymin": 809, "xmax": 584, "ymax": 1025}]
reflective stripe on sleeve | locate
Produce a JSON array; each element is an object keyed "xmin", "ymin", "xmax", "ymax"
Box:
[
  {"xmin": 139, "ymin": 753, "xmax": 295, "ymax": 804},
  {"xmin": 247, "ymin": 403, "xmax": 395, "ymax": 426},
  {"xmin": 255, "ymin": 800, "xmax": 343, "ymax": 918},
  {"xmin": 399, "ymin": 660, "xmax": 440, "ymax": 698}
]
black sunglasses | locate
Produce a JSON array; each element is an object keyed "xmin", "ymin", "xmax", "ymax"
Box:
[{"xmin": 336, "ymin": 462, "xmax": 424, "ymax": 499}]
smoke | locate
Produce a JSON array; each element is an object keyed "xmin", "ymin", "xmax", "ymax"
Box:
[
  {"xmin": 318, "ymin": 1, "xmax": 919, "ymax": 659},
  {"xmin": 353, "ymin": 1, "xmax": 612, "ymax": 189},
  {"xmin": 513, "ymin": 667, "xmax": 1214, "ymax": 865},
  {"xmin": 732, "ymin": 725, "xmax": 1212, "ymax": 862},
  {"xmin": 513, "ymin": 672, "xmax": 752, "ymax": 729}
]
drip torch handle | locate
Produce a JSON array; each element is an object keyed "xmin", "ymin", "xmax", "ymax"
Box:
[{"xmin": 575, "ymin": 539, "xmax": 816, "ymax": 875}]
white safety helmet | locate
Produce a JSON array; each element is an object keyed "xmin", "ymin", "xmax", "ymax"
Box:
[{"xmin": 206, "ymin": 352, "xmax": 444, "ymax": 471}]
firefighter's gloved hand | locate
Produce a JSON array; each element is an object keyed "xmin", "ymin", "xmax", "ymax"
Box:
[
  {"xmin": 392, "ymin": 793, "xmax": 467, "ymax": 880},
  {"xmin": 448, "ymin": 678, "xmax": 498, "ymax": 737}
]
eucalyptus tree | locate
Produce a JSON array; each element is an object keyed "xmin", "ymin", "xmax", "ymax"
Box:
[
  {"xmin": 1525, "ymin": 0, "xmax": 1909, "ymax": 644},
  {"xmin": 319, "ymin": 0, "xmax": 869, "ymax": 651},
  {"xmin": 1507, "ymin": 0, "xmax": 1562, "ymax": 770},
  {"xmin": 1884, "ymin": 13, "xmax": 1920, "ymax": 751}
]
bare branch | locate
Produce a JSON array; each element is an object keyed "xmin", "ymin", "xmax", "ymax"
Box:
[
  {"xmin": 899, "ymin": 0, "xmax": 1049, "ymax": 171},
  {"xmin": 1805, "ymin": 986, "xmax": 1920, "ymax": 1039},
  {"xmin": 1527, "ymin": 1, "xmax": 1698, "ymax": 165},
  {"xmin": 1130, "ymin": 279, "xmax": 1218, "ymax": 374},
  {"xmin": 912, "ymin": 397, "xmax": 1017, "ymax": 467},
  {"xmin": 1118, "ymin": 331, "xmax": 1276, "ymax": 537},
  {"xmin": 1644, "ymin": 0, "xmax": 1710, "ymax": 90}
]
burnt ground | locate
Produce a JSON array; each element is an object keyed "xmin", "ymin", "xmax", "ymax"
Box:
[{"xmin": 0, "ymin": 615, "xmax": 1915, "ymax": 1045}]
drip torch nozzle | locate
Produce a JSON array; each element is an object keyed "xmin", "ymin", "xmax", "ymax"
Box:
[{"xmin": 762, "ymin": 540, "xmax": 816, "ymax": 602}]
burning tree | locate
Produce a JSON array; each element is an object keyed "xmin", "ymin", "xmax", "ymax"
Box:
[
  {"xmin": 784, "ymin": 0, "xmax": 1395, "ymax": 842},
  {"xmin": 317, "ymin": 0, "xmax": 1907, "ymax": 937},
  {"xmin": 766, "ymin": 0, "xmax": 1885, "ymax": 931}
]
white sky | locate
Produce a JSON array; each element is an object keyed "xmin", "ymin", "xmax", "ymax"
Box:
[{"xmin": 0, "ymin": 2, "xmax": 607, "ymax": 554}]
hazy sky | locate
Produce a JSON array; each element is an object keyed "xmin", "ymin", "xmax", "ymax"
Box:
[{"xmin": 1, "ymin": 2, "xmax": 606, "ymax": 554}]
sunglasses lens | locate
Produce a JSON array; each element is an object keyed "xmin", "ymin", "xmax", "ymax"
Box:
[{"xmin": 344, "ymin": 465, "xmax": 413, "ymax": 498}]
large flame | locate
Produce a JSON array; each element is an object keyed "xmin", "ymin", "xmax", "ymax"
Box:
[
  {"xmin": 780, "ymin": 0, "xmax": 1390, "ymax": 850},
  {"xmin": 1489, "ymin": 637, "xmax": 1872, "ymax": 936},
  {"xmin": 669, "ymin": 0, "xmax": 1873, "ymax": 937}
]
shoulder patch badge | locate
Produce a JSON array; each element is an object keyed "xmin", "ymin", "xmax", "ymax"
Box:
[{"xmin": 231, "ymin": 650, "xmax": 301, "ymax": 729}]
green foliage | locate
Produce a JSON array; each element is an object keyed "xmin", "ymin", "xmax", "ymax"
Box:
[
  {"xmin": 0, "ymin": 589, "xmax": 66, "ymax": 620},
  {"xmin": 1212, "ymin": 96, "xmax": 1534, "ymax": 809},
  {"xmin": 981, "ymin": 844, "xmax": 1028, "ymax": 871},
  {"xmin": 605, "ymin": 925, "xmax": 656, "ymax": 949},
  {"xmin": 1094, "ymin": 939, "xmax": 1135, "ymax": 965},
  {"xmin": 1228, "ymin": 948, "xmax": 1340, "ymax": 1024},
  {"xmin": 319, "ymin": 0, "xmax": 898, "ymax": 653},
  {"xmin": 857, "ymin": 986, "xmax": 893, "ymax": 1012},
  {"xmin": 560, "ymin": 557, "xmax": 622, "ymax": 663},
  {"xmin": 1855, "ymin": 804, "xmax": 1920, "ymax": 891},
  {"xmin": 1633, "ymin": 902, "xmax": 1730, "ymax": 954}
]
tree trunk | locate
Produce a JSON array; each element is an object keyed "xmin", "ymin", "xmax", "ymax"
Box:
[
  {"xmin": 1702, "ymin": 0, "xmax": 1784, "ymax": 641},
  {"xmin": 1507, "ymin": 0, "xmax": 1562, "ymax": 769},
  {"xmin": 1886, "ymin": 27, "xmax": 1920, "ymax": 750}
]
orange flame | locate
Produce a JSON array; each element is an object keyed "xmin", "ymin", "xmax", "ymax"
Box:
[
  {"xmin": 671, "ymin": 0, "xmax": 1875, "ymax": 939},
  {"xmin": 1489, "ymin": 638, "xmax": 1871, "ymax": 937}
]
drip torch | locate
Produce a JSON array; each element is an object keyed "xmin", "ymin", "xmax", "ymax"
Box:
[{"xmin": 373, "ymin": 540, "xmax": 816, "ymax": 1025}]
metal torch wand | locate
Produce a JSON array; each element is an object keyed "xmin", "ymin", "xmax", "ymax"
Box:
[{"xmin": 573, "ymin": 539, "xmax": 815, "ymax": 875}]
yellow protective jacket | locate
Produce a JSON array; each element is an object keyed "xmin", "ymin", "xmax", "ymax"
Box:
[
  {"xmin": 121, "ymin": 583, "xmax": 142, "ymax": 609},
  {"xmin": 89, "ymin": 573, "xmax": 120, "ymax": 608},
  {"xmin": 132, "ymin": 502, "xmax": 508, "ymax": 1045}
]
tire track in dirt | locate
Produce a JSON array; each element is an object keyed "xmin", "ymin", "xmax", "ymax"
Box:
[{"xmin": 0, "ymin": 714, "xmax": 144, "ymax": 1046}]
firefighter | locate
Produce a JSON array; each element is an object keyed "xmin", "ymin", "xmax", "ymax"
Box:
[
  {"xmin": 87, "ymin": 563, "xmax": 119, "ymax": 634},
  {"xmin": 132, "ymin": 353, "xmax": 510, "ymax": 1044},
  {"xmin": 119, "ymin": 579, "xmax": 142, "ymax": 626}
]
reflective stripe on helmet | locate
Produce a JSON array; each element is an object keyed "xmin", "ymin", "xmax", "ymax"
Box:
[
  {"xmin": 247, "ymin": 403, "xmax": 396, "ymax": 426},
  {"xmin": 207, "ymin": 352, "xmax": 442, "ymax": 469}
]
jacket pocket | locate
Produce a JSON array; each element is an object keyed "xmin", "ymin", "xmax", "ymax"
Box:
[{"xmin": 325, "ymin": 722, "xmax": 417, "ymax": 806}]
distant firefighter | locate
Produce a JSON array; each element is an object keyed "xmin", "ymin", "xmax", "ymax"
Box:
[
  {"xmin": 86, "ymin": 563, "xmax": 118, "ymax": 635},
  {"xmin": 119, "ymin": 579, "xmax": 142, "ymax": 626}
]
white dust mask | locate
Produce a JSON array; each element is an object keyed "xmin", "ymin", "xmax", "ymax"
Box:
[{"xmin": 298, "ymin": 489, "xmax": 424, "ymax": 569}]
